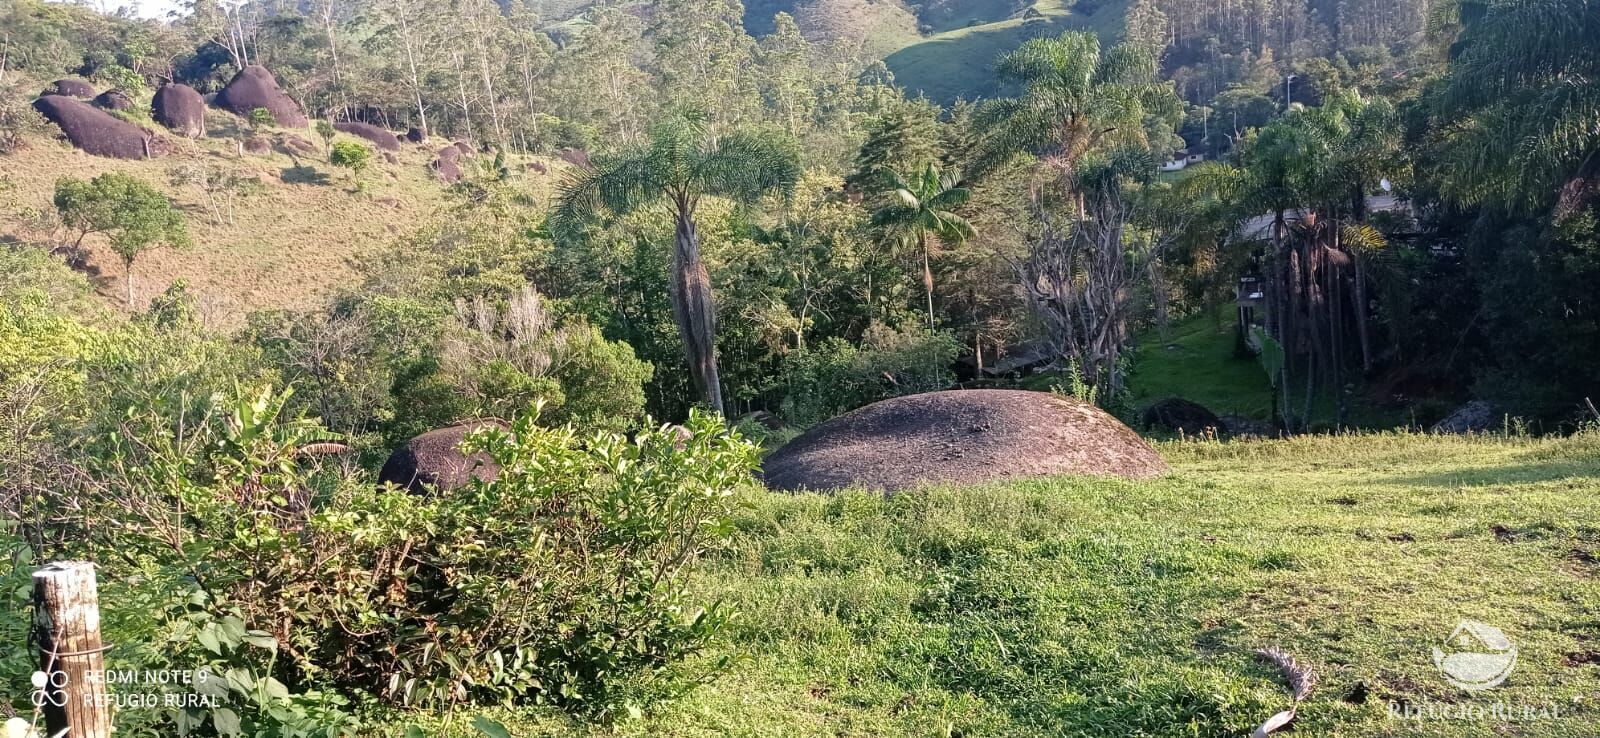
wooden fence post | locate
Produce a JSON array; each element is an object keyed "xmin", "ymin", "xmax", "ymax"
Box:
[{"xmin": 33, "ymin": 561, "xmax": 111, "ymax": 738}]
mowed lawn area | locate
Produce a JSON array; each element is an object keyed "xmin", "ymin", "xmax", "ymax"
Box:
[{"xmin": 413, "ymin": 431, "xmax": 1600, "ymax": 737}]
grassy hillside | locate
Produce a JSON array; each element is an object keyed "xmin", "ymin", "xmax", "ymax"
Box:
[
  {"xmin": 1, "ymin": 114, "xmax": 555, "ymax": 325},
  {"xmin": 403, "ymin": 431, "xmax": 1600, "ymax": 736},
  {"xmin": 884, "ymin": 0, "xmax": 1131, "ymax": 104}
]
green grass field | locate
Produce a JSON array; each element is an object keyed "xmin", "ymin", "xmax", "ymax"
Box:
[
  {"xmin": 396, "ymin": 431, "xmax": 1600, "ymax": 737},
  {"xmin": 884, "ymin": 0, "xmax": 1131, "ymax": 104}
]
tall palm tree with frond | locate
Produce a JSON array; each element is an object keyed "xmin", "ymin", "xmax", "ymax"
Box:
[
  {"xmin": 1432, "ymin": 0, "xmax": 1600, "ymax": 215},
  {"xmin": 551, "ymin": 114, "xmax": 800, "ymax": 415},
  {"xmin": 870, "ymin": 164, "xmax": 976, "ymax": 329},
  {"xmin": 973, "ymin": 31, "xmax": 1177, "ymax": 188}
]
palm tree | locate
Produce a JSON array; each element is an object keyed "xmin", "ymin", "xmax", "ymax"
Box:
[
  {"xmin": 551, "ymin": 114, "xmax": 800, "ymax": 416},
  {"xmin": 870, "ymin": 165, "xmax": 976, "ymax": 329},
  {"xmin": 1432, "ymin": 0, "xmax": 1600, "ymax": 215},
  {"xmin": 973, "ymin": 31, "xmax": 1175, "ymax": 188}
]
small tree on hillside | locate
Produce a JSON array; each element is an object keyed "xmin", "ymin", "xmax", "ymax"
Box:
[
  {"xmin": 54, "ymin": 172, "xmax": 191, "ymax": 308},
  {"xmin": 248, "ymin": 106, "xmax": 276, "ymax": 130},
  {"xmin": 329, "ymin": 140, "xmax": 372, "ymax": 185},
  {"xmin": 315, "ymin": 119, "xmax": 336, "ymax": 156}
]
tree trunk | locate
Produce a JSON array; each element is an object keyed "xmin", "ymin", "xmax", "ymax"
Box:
[
  {"xmin": 124, "ymin": 258, "xmax": 135, "ymax": 310},
  {"xmin": 1353, "ymin": 248, "xmax": 1372, "ymax": 372},
  {"xmin": 921, "ymin": 235, "xmax": 935, "ymax": 330},
  {"xmin": 671, "ymin": 198, "xmax": 724, "ymax": 415}
]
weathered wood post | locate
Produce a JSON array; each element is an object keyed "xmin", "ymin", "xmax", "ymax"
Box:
[{"xmin": 33, "ymin": 561, "xmax": 111, "ymax": 738}]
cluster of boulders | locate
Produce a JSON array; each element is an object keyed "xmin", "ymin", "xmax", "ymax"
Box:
[{"xmin": 31, "ymin": 65, "xmax": 447, "ymax": 173}]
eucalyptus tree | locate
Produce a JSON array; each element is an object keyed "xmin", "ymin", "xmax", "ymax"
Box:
[
  {"xmin": 551, "ymin": 114, "xmax": 800, "ymax": 416},
  {"xmin": 870, "ymin": 165, "xmax": 976, "ymax": 330}
]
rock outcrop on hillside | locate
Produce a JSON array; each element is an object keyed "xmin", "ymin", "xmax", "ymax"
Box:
[
  {"xmin": 33, "ymin": 95, "xmax": 158, "ymax": 160},
  {"xmin": 152, "ymin": 83, "xmax": 206, "ymax": 138},
  {"xmin": 214, "ymin": 65, "xmax": 307, "ymax": 127},
  {"xmin": 433, "ymin": 145, "xmax": 463, "ymax": 182},
  {"xmin": 1140, "ymin": 397, "xmax": 1224, "ymax": 436},
  {"xmin": 1431, "ymin": 401, "xmax": 1500, "ymax": 434},
  {"xmin": 45, "ymin": 78, "xmax": 96, "ymax": 99},
  {"xmin": 378, "ymin": 421, "xmax": 507, "ymax": 494},
  {"xmin": 91, "ymin": 90, "xmax": 133, "ymax": 111},
  {"xmin": 334, "ymin": 121, "xmax": 401, "ymax": 151},
  {"xmin": 763, "ymin": 390, "xmax": 1168, "ymax": 492}
]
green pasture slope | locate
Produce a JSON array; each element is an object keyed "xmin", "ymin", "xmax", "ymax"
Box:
[
  {"xmin": 405, "ymin": 431, "xmax": 1600, "ymax": 736},
  {"xmin": 884, "ymin": 0, "xmax": 1132, "ymax": 105}
]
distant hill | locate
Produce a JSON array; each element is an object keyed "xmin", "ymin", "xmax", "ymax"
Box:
[{"xmin": 546, "ymin": 0, "xmax": 1132, "ymax": 104}]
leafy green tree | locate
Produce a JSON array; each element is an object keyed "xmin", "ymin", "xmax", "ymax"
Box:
[
  {"xmin": 846, "ymin": 102, "xmax": 944, "ymax": 196},
  {"xmin": 870, "ymin": 164, "xmax": 976, "ymax": 329},
  {"xmin": 329, "ymin": 140, "xmax": 371, "ymax": 182},
  {"xmin": 248, "ymin": 106, "xmax": 275, "ymax": 129},
  {"xmin": 53, "ymin": 173, "xmax": 190, "ymax": 308},
  {"xmin": 552, "ymin": 113, "xmax": 800, "ymax": 416}
]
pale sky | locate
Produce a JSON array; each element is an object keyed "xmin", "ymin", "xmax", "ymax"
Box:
[{"xmin": 76, "ymin": 0, "xmax": 185, "ymax": 20}]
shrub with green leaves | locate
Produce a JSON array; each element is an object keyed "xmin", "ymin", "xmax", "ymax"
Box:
[
  {"xmin": 341, "ymin": 409, "xmax": 754, "ymax": 712},
  {"xmin": 778, "ymin": 322, "xmax": 960, "ymax": 426},
  {"xmin": 329, "ymin": 141, "xmax": 371, "ymax": 178},
  {"xmin": 314, "ymin": 120, "xmax": 336, "ymax": 153},
  {"xmin": 42, "ymin": 384, "xmax": 753, "ymax": 722},
  {"xmin": 247, "ymin": 107, "xmax": 276, "ymax": 129}
]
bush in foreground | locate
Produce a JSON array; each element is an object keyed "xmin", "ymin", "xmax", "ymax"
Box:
[{"xmin": 26, "ymin": 387, "xmax": 755, "ymax": 732}]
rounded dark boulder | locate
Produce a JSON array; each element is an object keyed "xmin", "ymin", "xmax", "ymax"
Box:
[
  {"xmin": 432, "ymin": 152, "xmax": 462, "ymax": 182},
  {"xmin": 1431, "ymin": 401, "xmax": 1499, "ymax": 435},
  {"xmin": 1139, "ymin": 397, "xmax": 1224, "ymax": 436},
  {"xmin": 214, "ymin": 65, "xmax": 307, "ymax": 127},
  {"xmin": 378, "ymin": 421, "xmax": 507, "ymax": 495},
  {"xmin": 32, "ymin": 95, "xmax": 155, "ymax": 160},
  {"xmin": 404, "ymin": 126, "xmax": 427, "ymax": 143},
  {"xmin": 92, "ymin": 90, "xmax": 133, "ymax": 111},
  {"xmin": 762, "ymin": 390, "xmax": 1168, "ymax": 493},
  {"xmin": 333, "ymin": 121, "xmax": 401, "ymax": 151},
  {"xmin": 152, "ymin": 83, "xmax": 206, "ymax": 138},
  {"xmin": 45, "ymin": 78, "xmax": 96, "ymax": 99}
]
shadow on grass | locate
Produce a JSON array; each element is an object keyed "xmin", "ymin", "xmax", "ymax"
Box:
[{"xmin": 281, "ymin": 164, "xmax": 330, "ymax": 186}]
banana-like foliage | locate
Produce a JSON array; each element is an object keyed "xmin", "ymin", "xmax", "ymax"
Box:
[{"xmin": 550, "ymin": 113, "xmax": 801, "ymax": 414}]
